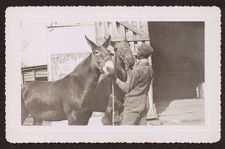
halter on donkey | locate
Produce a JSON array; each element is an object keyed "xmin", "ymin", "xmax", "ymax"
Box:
[{"xmin": 21, "ymin": 36, "xmax": 114, "ymax": 125}]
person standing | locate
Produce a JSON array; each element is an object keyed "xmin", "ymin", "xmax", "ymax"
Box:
[{"xmin": 114, "ymin": 43, "xmax": 154, "ymax": 125}]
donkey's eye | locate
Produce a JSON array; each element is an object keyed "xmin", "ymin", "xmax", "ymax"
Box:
[{"xmin": 94, "ymin": 52, "xmax": 100, "ymax": 56}]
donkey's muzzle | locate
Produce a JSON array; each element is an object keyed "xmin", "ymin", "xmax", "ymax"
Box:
[
  {"xmin": 102, "ymin": 60, "xmax": 114, "ymax": 76},
  {"xmin": 107, "ymin": 67, "xmax": 114, "ymax": 75}
]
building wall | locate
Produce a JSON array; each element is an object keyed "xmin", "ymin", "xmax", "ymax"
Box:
[
  {"xmin": 21, "ymin": 65, "xmax": 48, "ymax": 84},
  {"xmin": 21, "ymin": 20, "xmax": 48, "ymax": 67},
  {"xmin": 21, "ymin": 21, "xmax": 95, "ymax": 81}
]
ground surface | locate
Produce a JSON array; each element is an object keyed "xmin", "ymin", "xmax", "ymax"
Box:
[
  {"xmin": 153, "ymin": 98, "xmax": 204, "ymax": 125},
  {"xmin": 23, "ymin": 98, "xmax": 204, "ymax": 126}
]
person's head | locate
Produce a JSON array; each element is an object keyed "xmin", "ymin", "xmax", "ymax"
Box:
[{"xmin": 136, "ymin": 43, "xmax": 154, "ymax": 60}]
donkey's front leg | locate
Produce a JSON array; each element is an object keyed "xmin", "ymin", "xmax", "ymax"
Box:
[{"xmin": 67, "ymin": 109, "xmax": 92, "ymax": 125}]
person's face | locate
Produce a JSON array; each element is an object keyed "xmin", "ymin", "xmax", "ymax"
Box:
[{"xmin": 136, "ymin": 49, "xmax": 141, "ymax": 60}]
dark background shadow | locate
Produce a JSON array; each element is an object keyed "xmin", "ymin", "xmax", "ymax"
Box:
[{"xmin": 148, "ymin": 22, "xmax": 204, "ymax": 114}]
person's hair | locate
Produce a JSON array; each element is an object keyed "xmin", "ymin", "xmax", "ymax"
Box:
[{"xmin": 138, "ymin": 43, "xmax": 154, "ymax": 58}]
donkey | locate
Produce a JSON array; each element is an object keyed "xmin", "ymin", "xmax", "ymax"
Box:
[{"xmin": 21, "ymin": 35, "xmax": 114, "ymax": 125}]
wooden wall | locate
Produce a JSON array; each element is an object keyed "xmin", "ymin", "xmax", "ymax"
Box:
[
  {"xmin": 21, "ymin": 65, "xmax": 48, "ymax": 84},
  {"xmin": 95, "ymin": 21, "xmax": 150, "ymax": 55}
]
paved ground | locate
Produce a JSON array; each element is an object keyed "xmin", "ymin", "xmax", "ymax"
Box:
[
  {"xmin": 152, "ymin": 98, "xmax": 204, "ymax": 125},
  {"xmin": 23, "ymin": 98, "xmax": 204, "ymax": 126}
]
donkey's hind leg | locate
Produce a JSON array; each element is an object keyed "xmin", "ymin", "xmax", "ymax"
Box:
[
  {"xmin": 33, "ymin": 117, "xmax": 43, "ymax": 125},
  {"xmin": 21, "ymin": 109, "xmax": 29, "ymax": 125},
  {"xmin": 21, "ymin": 99, "xmax": 29, "ymax": 125}
]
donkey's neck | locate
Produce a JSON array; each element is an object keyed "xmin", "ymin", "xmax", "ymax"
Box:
[
  {"xmin": 114, "ymin": 54, "xmax": 127, "ymax": 81},
  {"xmin": 71, "ymin": 54, "xmax": 99, "ymax": 75},
  {"xmin": 67, "ymin": 54, "xmax": 100, "ymax": 87}
]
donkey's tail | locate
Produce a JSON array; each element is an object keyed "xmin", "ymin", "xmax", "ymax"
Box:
[{"xmin": 21, "ymin": 85, "xmax": 29, "ymax": 125}]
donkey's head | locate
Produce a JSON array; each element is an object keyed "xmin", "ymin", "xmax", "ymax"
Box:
[
  {"xmin": 85, "ymin": 35, "xmax": 114, "ymax": 76},
  {"xmin": 110, "ymin": 39, "xmax": 135, "ymax": 71}
]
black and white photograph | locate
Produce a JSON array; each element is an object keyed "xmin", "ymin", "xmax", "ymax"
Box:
[
  {"xmin": 6, "ymin": 7, "xmax": 221, "ymax": 143},
  {"xmin": 20, "ymin": 20, "xmax": 204, "ymax": 126}
]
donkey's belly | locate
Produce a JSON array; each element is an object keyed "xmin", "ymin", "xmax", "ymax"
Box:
[
  {"xmin": 26, "ymin": 97, "xmax": 66, "ymax": 121},
  {"xmin": 37, "ymin": 110, "xmax": 67, "ymax": 121}
]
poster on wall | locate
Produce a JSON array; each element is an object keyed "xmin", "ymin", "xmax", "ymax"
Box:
[{"xmin": 50, "ymin": 52, "xmax": 90, "ymax": 80}]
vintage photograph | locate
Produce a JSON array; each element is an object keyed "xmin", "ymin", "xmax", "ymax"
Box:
[
  {"xmin": 20, "ymin": 21, "xmax": 204, "ymax": 126},
  {"xmin": 6, "ymin": 7, "xmax": 220, "ymax": 143}
]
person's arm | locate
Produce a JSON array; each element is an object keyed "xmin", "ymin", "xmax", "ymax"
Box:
[{"xmin": 115, "ymin": 69, "xmax": 140, "ymax": 93}]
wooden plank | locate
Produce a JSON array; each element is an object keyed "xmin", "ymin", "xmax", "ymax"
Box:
[
  {"xmin": 100, "ymin": 22, "xmax": 105, "ymax": 38},
  {"xmin": 118, "ymin": 21, "xmax": 146, "ymax": 36},
  {"xmin": 36, "ymin": 69, "xmax": 48, "ymax": 77},
  {"xmin": 126, "ymin": 21, "xmax": 134, "ymax": 38},
  {"xmin": 131, "ymin": 21, "xmax": 138, "ymax": 39},
  {"xmin": 129, "ymin": 42, "xmax": 135, "ymax": 55},
  {"xmin": 145, "ymin": 40, "xmax": 150, "ymax": 45},
  {"xmin": 135, "ymin": 22, "xmax": 143, "ymax": 42},
  {"xmin": 124, "ymin": 27, "xmax": 128, "ymax": 38},
  {"xmin": 104, "ymin": 22, "xmax": 109, "ymax": 37},
  {"xmin": 117, "ymin": 22, "xmax": 125, "ymax": 38},
  {"xmin": 108, "ymin": 22, "xmax": 113, "ymax": 37},
  {"xmin": 143, "ymin": 22, "xmax": 150, "ymax": 41},
  {"xmin": 95, "ymin": 22, "xmax": 101, "ymax": 39},
  {"xmin": 24, "ymin": 71, "xmax": 35, "ymax": 81},
  {"xmin": 132, "ymin": 21, "xmax": 137, "ymax": 28},
  {"xmin": 136, "ymin": 22, "xmax": 141, "ymax": 30},
  {"xmin": 22, "ymin": 65, "xmax": 47, "ymax": 71},
  {"xmin": 111, "ymin": 22, "xmax": 119, "ymax": 38},
  {"xmin": 137, "ymin": 41, "xmax": 142, "ymax": 47},
  {"xmin": 139, "ymin": 22, "xmax": 145, "ymax": 32},
  {"xmin": 33, "ymin": 70, "xmax": 36, "ymax": 80},
  {"xmin": 96, "ymin": 35, "xmax": 149, "ymax": 43},
  {"xmin": 134, "ymin": 42, "xmax": 139, "ymax": 55},
  {"xmin": 143, "ymin": 22, "xmax": 149, "ymax": 33}
]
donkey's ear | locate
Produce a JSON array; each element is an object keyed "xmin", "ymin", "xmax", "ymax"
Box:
[
  {"xmin": 85, "ymin": 35, "xmax": 97, "ymax": 50},
  {"xmin": 103, "ymin": 35, "xmax": 111, "ymax": 48}
]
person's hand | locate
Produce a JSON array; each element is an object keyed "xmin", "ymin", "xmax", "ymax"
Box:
[{"xmin": 109, "ymin": 72, "xmax": 117, "ymax": 82}]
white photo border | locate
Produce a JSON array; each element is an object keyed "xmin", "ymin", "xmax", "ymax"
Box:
[{"xmin": 5, "ymin": 6, "xmax": 221, "ymax": 143}]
